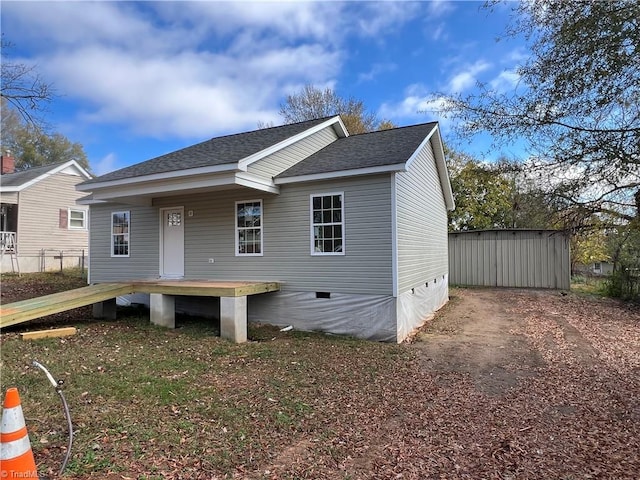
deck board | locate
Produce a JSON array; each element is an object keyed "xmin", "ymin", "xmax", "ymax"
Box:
[{"xmin": 0, "ymin": 280, "xmax": 280, "ymax": 329}]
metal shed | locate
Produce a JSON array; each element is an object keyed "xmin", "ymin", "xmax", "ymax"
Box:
[{"xmin": 448, "ymin": 229, "xmax": 571, "ymax": 290}]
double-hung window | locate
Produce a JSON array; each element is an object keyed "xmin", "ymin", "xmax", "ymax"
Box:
[
  {"xmin": 311, "ymin": 193, "xmax": 344, "ymax": 255},
  {"xmin": 68, "ymin": 209, "xmax": 87, "ymax": 229},
  {"xmin": 111, "ymin": 211, "xmax": 130, "ymax": 257},
  {"xmin": 236, "ymin": 200, "xmax": 262, "ymax": 256}
]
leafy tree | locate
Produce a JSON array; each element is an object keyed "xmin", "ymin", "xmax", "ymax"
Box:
[
  {"xmin": 1, "ymin": 38, "xmax": 53, "ymax": 127},
  {"xmin": 446, "ymin": 149, "xmax": 515, "ymax": 231},
  {"xmin": 435, "ymin": 0, "xmax": 640, "ymax": 225},
  {"xmin": 1, "ymin": 98, "xmax": 90, "ymax": 171},
  {"xmin": 603, "ymin": 222, "xmax": 640, "ymax": 298},
  {"xmin": 279, "ymin": 85, "xmax": 395, "ymax": 134},
  {"xmin": 570, "ymin": 227, "xmax": 611, "ymax": 274},
  {"xmin": 446, "ymin": 147, "xmax": 563, "ymax": 231}
]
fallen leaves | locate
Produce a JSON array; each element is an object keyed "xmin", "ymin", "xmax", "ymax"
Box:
[{"xmin": 1, "ymin": 276, "xmax": 639, "ymax": 479}]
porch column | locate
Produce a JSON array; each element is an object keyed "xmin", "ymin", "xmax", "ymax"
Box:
[
  {"xmin": 93, "ymin": 298, "xmax": 117, "ymax": 320},
  {"xmin": 150, "ymin": 293, "xmax": 175, "ymax": 329},
  {"xmin": 220, "ymin": 296, "xmax": 247, "ymax": 343}
]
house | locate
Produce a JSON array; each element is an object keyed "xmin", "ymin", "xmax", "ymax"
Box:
[
  {"xmin": 0, "ymin": 156, "xmax": 92, "ymax": 273},
  {"xmin": 574, "ymin": 260, "xmax": 614, "ymax": 276},
  {"xmin": 77, "ymin": 116, "xmax": 455, "ymax": 342}
]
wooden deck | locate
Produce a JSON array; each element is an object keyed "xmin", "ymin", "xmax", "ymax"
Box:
[{"xmin": 0, "ymin": 280, "xmax": 280, "ymax": 329}]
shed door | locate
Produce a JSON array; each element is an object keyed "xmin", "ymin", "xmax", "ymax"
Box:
[{"xmin": 160, "ymin": 207, "xmax": 184, "ymax": 278}]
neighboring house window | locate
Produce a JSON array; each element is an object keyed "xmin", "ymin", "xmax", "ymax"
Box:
[
  {"xmin": 68, "ymin": 209, "xmax": 87, "ymax": 229},
  {"xmin": 593, "ymin": 262, "xmax": 601, "ymax": 273},
  {"xmin": 111, "ymin": 211, "xmax": 130, "ymax": 257},
  {"xmin": 236, "ymin": 200, "xmax": 262, "ymax": 256},
  {"xmin": 310, "ymin": 193, "xmax": 344, "ymax": 255}
]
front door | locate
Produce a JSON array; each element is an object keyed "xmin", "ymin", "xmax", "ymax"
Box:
[{"xmin": 160, "ymin": 207, "xmax": 184, "ymax": 278}]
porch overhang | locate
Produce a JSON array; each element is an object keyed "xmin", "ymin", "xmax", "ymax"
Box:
[{"xmin": 78, "ymin": 169, "xmax": 279, "ymax": 204}]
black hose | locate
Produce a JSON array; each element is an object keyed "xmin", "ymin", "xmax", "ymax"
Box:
[{"xmin": 32, "ymin": 361, "xmax": 74, "ymax": 475}]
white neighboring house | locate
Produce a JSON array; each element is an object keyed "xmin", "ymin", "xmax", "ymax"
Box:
[
  {"xmin": 591, "ymin": 261, "xmax": 614, "ymax": 276},
  {"xmin": 0, "ymin": 155, "xmax": 92, "ymax": 273}
]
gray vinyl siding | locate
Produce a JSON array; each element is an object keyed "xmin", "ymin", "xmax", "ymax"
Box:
[
  {"xmin": 15, "ymin": 172, "xmax": 89, "ymax": 256},
  {"xmin": 395, "ymin": 139, "xmax": 449, "ymax": 294},
  {"xmin": 88, "ymin": 203, "xmax": 159, "ymax": 282},
  {"xmin": 89, "ymin": 174, "xmax": 393, "ymax": 294},
  {"xmin": 448, "ymin": 230, "xmax": 570, "ymax": 289},
  {"xmin": 247, "ymin": 127, "xmax": 338, "ymax": 179}
]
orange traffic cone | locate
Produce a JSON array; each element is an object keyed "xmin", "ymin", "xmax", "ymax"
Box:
[{"xmin": 1, "ymin": 388, "xmax": 39, "ymax": 479}]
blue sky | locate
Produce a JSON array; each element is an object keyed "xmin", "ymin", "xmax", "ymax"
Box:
[{"xmin": 1, "ymin": 1, "xmax": 527, "ymax": 176}]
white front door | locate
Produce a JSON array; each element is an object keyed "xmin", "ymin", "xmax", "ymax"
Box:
[{"xmin": 160, "ymin": 207, "xmax": 184, "ymax": 278}]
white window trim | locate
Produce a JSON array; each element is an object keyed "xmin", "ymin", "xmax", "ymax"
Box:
[
  {"xmin": 235, "ymin": 199, "xmax": 263, "ymax": 257},
  {"xmin": 68, "ymin": 208, "xmax": 87, "ymax": 230},
  {"xmin": 111, "ymin": 210, "xmax": 130, "ymax": 258},
  {"xmin": 310, "ymin": 192, "xmax": 345, "ymax": 256}
]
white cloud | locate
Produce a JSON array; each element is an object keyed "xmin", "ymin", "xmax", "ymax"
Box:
[
  {"xmin": 155, "ymin": 1, "xmax": 340, "ymax": 43},
  {"xmin": 1, "ymin": 1, "xmax": 426, "ymax": 141},
  {"xmin": 39, "ymin": 42, "xmax": 340, "ymax": 138},
  {"xmin": 2, "ymin": 1, "xmax": 350, "ymax": 139},
  {"xmin": 490, "ymin": 70, "xmax": 521, "ymax": 93},
  {"xmin": 427, "ymin": 0, "xmax": 456, "ymax": 18},
  {"xmin": 353, "ymin": 2, "xmax": 423, "ymax": 37},
  {"xmin": 447, "ymin": 61, "xmax": 491, "ymax": 93},
  {"xmin": 379, "ymin": 85, "xmax": 455, "ymax": 130},
  {"xmin": 358, "ymin": 62, "xmax": 397, "ymax": 83},
  {"xmin": 94, "ymin": 153, "xmax": 118, "ymax": 176}
]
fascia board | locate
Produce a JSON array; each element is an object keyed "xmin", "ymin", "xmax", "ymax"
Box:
[
  {"xmin": 274, "ymin": 163, "xmax": 406, "ymax": 185},
  {"xmin": 238, "ymin": 116, "xmax": 346, "ymax": 170},
  {"xmin": 402, "ymin": 124, "xmax": 455, "ymax": 211},
  {"xmin": 91, "ymin": 173, "xmax": 237, "ymax": 200},
  {"xmin": 404, "ymin": 124, "xmax": 437, "ymax": 170},
  {"xmin": 55, "ymin": 160, "xmax": 92, "ymax": 180},
  {"xmin": 429, "ymin": 125, "xmax": 455, "ymax": 211},
  {"xmin": 77, "ymin": 197, "xmax": 107, "ymax": 205},
  {"xmin": 77, "ymin": 163, "xmax": 240, "ymax": 192},
  {"xmin": 234, "ymin": 172, "xmax": 280, "ymax": 194}
]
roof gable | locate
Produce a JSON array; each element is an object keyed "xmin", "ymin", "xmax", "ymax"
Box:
[
  {"xmin": 0, "ymin": 160, "xmax": 92, "ymax": 192},
  {"xmin": 276, "ymin": 122, "xmax": 438, "ymax": 179},
  {"xmin": 81, "ymin": 116, "xmax": 344, "ymax": 186}
]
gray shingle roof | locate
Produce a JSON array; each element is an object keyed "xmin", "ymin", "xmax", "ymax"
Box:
[
  {"xmin": 0, "ymin": 162, "xmax": 67, "ymax": 187},
  {"xmin": 276, "ymin": 122, "xmax": 438, "ymax": 178},
  {"xmin": 82, "ymin": 117, "xmax": 335, "ymax": 185}
]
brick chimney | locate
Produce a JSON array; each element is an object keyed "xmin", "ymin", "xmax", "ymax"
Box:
[{"xmin": 1, "ymin": 152, "xmax": 16, "ymax": 174}]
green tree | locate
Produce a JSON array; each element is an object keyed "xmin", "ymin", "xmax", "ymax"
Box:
[
  {"xmin": 603, "ymin": 222, "xmax": 640, "ymax": 298},
  {"xmin": 571, "ymin": 227, "xmax": 611, "ymax": 273},
  {"xmin": 279, "ymin": 85, "xmax": 395, "ymax": 134},
  {"xmin": 446, "ymin": 149, "xmax": 515, "ymax": 231},
  {"xmin": 1, "ymin": 98, "xmax": 90, "ymax": 171},
  {"xmin": 435, "ymin": 0, "xmax": 640, "ymax": 225}
]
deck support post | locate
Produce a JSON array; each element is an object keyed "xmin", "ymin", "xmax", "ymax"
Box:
[
  {"xmin": 93, "ymin": 298, "xmax": 117, "ymax": 320},
  {"xmin": 150, "ymin": 293, "xmax": 175, "ymax": 329},
  {"xmin": 220, "ymin": 296, "xmax": 247, "ymax": 343}
]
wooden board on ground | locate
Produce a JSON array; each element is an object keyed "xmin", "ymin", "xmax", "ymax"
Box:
[{"xmin": 20, "ymin": 327, "xmax": 77, "ymax": 341}]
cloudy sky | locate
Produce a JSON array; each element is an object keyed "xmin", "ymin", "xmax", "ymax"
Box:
[{"xmin": 2, "ymin": 1, "xmax": 526, "ymax": 175}]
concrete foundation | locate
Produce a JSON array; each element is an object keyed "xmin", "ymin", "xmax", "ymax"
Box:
[
  {"xmin": 150, "ymin": 293, "xmax": 175, "ymax": 329},
  {"xmin": 92, "ymin": 298, "xmax": 117, "ymax": 320},
  {"xmin": 220, "ymin": 296, "xmax": 247, "ymax": 343}
]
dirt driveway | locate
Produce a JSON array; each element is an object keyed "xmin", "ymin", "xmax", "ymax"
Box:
[
  {"xmin": 413, "ymin": 288, "xmax": 637, "ymax": 394},
  {"xmin": 400, "ymin": 288, "xmax": 640, "ymax": 478}
]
